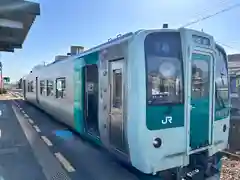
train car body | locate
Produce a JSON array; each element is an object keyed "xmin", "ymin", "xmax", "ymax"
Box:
[{"xmin": 23, "ymin": 28, "xmax": 230, "ymax": 179}]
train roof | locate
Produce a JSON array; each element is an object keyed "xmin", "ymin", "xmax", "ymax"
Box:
[
  {"xmin": 216, "ymin": 43, "xmax": 227, "ymax": 54},
  {"xmin": 35, "ymin": 28, "xmax": 183, "ymax": 69},
  {"xmin": 31, "ymin": 28, "xmax": 224, "ymax": 72},
  {"xmin": 44, "ymin": 31, "xmax": 136, "ymax": 68}
]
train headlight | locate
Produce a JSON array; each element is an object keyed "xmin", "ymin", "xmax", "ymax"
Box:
[{"xmin": 153, "ymin": 138, "xmax": 162, "ymax": 148}]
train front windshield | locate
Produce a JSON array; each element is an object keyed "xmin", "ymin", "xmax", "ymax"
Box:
[{"xmin": 144, "ymin": 32, "xmax": 183, "ymax": 105}]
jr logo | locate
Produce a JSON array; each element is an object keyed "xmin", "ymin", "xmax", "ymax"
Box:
[{"xmin": 162, "ymin": 116, "xmax": 173, "ymax": 125}]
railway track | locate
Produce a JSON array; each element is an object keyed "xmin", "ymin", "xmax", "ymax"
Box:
[
  {"xmin": 220, "ymin": 151, "xmax": 240, "ymax": 180},
  {"xmin": 221, "ymin": 151, "xmax": 240, "ymax": 161},
  {"xmin": 7, "ymin": 91, "xmax": 23, "ymax": 99}
]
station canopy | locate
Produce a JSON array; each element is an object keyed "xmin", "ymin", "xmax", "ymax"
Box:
[{"xmin": 0, "ymin": 0, "xmax": 40, "ymax": 52}]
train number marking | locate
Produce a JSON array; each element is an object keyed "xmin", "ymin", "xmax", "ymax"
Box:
[{"xmin": 161, "ymin": 116, "xmax": 172, "ymax": 125}]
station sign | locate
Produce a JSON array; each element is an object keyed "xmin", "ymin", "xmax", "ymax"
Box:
[{"xmin": 3, "ymin": 77, "xmax": 10, "ymax": 83}]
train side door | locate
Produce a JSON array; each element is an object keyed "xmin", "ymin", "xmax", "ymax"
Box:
[
  {"xmin": 109, "ymin": 60, "xmax": 127, "ymax": 153},
  {"xmin": 189, "ymin": 52, "xmax": 213, "ymax": 151},
  {"xmin": 84, "ymin": 64, "xmax": 100, "ymax": 138},
  {"xmin": 36, "ymin": 77, "xmax": 39, "ymax": 103}
]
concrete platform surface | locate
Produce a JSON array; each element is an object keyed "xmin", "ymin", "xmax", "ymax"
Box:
[
  {"xmin": 0, "ymin": 92, "xmax": 159, "ymax": 180},
  {"xmin": 0, "ymin": 99, "xmax": 47, "ymax": 180},
  {"xmin": 14, "ymin": 99, "xmax": 157, "ymax": 180}
]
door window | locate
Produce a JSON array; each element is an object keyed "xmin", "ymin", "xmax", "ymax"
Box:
[
  {"xmin": 191, "ymin": 53, "xmax": 210, "ymax": 99},
  {"xmin": 112, "ymin": 69, "xmax": 122, "ymax": 108}
]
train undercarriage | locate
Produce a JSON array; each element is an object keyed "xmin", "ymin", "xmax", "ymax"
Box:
[{"xmin": 156, "ymin": 151, "xmax": 222, "ymax": 180}]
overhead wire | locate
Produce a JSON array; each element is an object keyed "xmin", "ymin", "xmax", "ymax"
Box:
[
  {"xmin": 181, "ymin": 3, "xmax": 240, "ymax": 27},
  {"xmin": 179, "ymin": 1, "xmax": 240, "ymax": 52},
  {"xmin": 188, "ymin": 0, "xmax": 230, "ymax": 21},
  {"xmin": 216, "ymin": 41, "xmax": 240, "ymax": 52}
]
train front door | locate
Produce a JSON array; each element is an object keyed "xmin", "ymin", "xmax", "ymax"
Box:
[
  {"xmin": 189, "ymin": 52, "xmax": 213, "ymax": 151},
  {"xmin": 36, "ymin": 77, "xmax": 39, "ymax": 103},
  {"xmin": 109, "ymin": 60, "xmax": 127, "ymax": 153}
]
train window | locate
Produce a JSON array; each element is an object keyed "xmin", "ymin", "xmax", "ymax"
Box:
[
  {"xmin": 215, "ymin": 50, "xmax": 229, "ymax": 109},
  {"xmin": 47, "ymin": 80, "xmax": 54, "ymax": 96},
  {"xmin": 40, "ymin": 80, "xmax": 45, "ymax": 95},
  {"xmin": 28, "ymin": 81, "xmax": 34, "ymax": 92},
  {"xmin": 145, "ymin": 32, "xmax": 183, "ymax": 105},
  {"xmin": 56, "ymin": 78, "xmax": 66, "ymax": 98}
]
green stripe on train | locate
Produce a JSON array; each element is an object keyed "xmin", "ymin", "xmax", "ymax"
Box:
[
  {"xmin": 73, "ymin": 57, "xmax": 85, "ymax": 133},
  {"xmin": 73, "ymin": 51, "xmax": 101, "ymax": 145},
  {"xmin": 146, "ymin": 105, "xmax": 184, "ymax": 130}
]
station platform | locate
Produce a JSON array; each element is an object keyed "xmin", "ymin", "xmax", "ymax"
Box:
[
  {"xmin": 0, "ymin": 95, "xmax": 46, "ymax": 180},
  {"xmin": 0, "ymin": 93, "xmax": 159, "ymax": 180}
]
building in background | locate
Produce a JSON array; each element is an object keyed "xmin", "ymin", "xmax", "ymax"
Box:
[
  {"xmin": 228, "ymin": 54, "xmax": 240, "ymax": 74},
  {"xmin": 228, "ymin": 54, "xmax": 240, "ymax": 98},
  {"xmin": 70, "ymin": 46, "xmax": 84, "ymax": 55}
]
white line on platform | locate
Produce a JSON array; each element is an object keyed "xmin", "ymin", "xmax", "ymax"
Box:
[
  {"xmin": 41, "ymin": 136, "xmax": 53, "ymax": 146},
  {"xmin": 54, "ymin": 152, "xmax": 75, "ymax": 172},
  {"xmin": 28, "ymin": 119, "xmax": 34, "ymax": 124},
  {"xmin": 0, "ymin": 110, "xmax": 2, "ymax": 116},
  {"xmin": 33, "ymin": 125, "xmax": 41, "ymax": 132}
]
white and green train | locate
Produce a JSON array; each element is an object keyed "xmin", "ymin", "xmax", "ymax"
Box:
[{"xmin": 23, "ymin": 27, "xmax": 230, "ymax": 179}]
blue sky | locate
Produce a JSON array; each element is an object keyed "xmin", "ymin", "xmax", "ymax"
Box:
[{"xmin": 2, "ymin": 0, "xmax": 240, "ymax": 82}]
